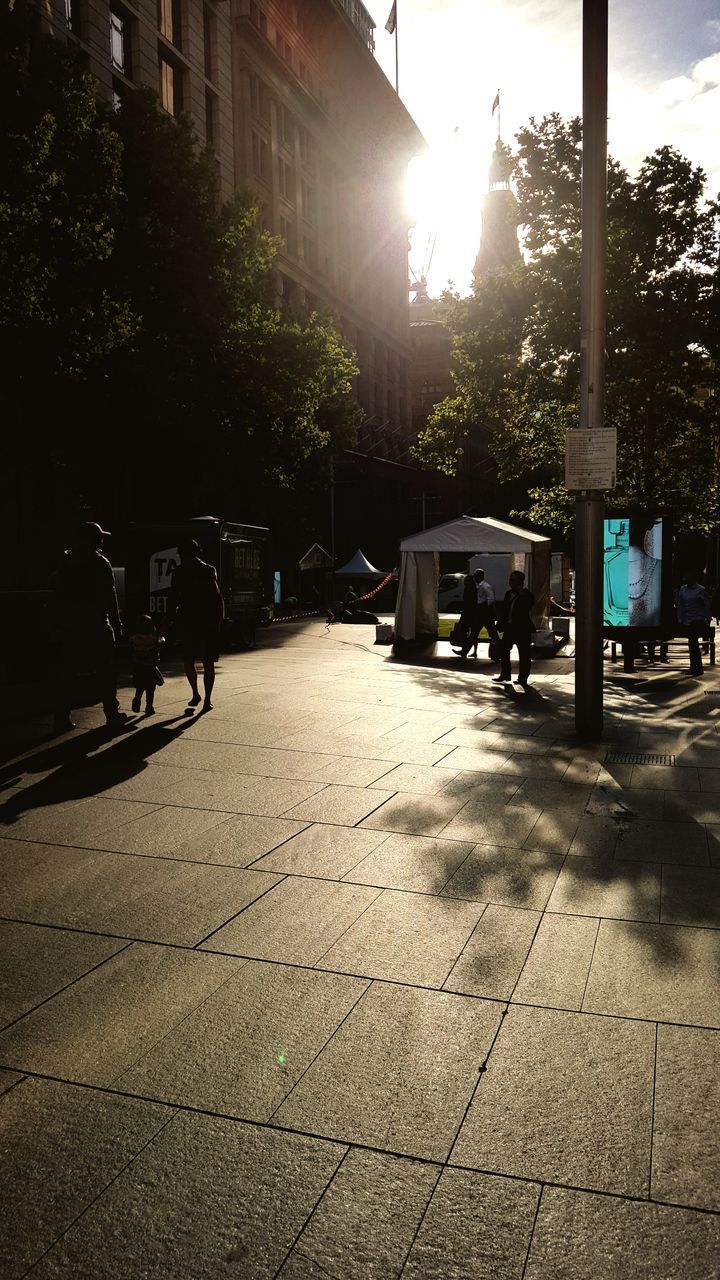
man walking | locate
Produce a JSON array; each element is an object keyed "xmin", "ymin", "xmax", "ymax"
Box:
[
  {"xmin": 493, "ymin": 570, "xmax": 534, "ymax": 689},
  {"xmin": 458, "ymin": 569, "xmax": 497, "ymax": 660},
  {"xmin": 52, "ymin": 522, "xmax": 127, "ymax": 732}
]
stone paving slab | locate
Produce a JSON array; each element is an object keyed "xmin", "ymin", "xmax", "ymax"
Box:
[
  {"xmin": 0, "ymin": 919, "xmax": 125, "ymax": 1027},
  {"xmin": 318, "ymin": 889, "xmax": 485, "ymax": 987},
  {"xmin": 652, "ymin": 1023, "xmax": 720, "ymax": 1211},
  {"xmin": 117, "ymin": 961, "xmax": 367, "ymax": 1121},
  {"xmin": 440, "ymin": 801, "xmax": 543, "ymax": 848},
  {"xmin": 546, "ymin": 854, "xmax": 661, "ymax": 922},
  {"xmin": 0, "ymin": 797, "xmax": 159, "ymax": 848},
  {"xmin": 344, "ymin": 831, "xmax": 473, "ymax": 894},
  {"xmin": 615, "ymin": 817, "xmax": 709, "ymax": 865},
  {"xmin": 275, "ymin": 981, "xmax": 503, "ymax": 1160},
  {"xmin": 402, "ymin": 1167, "xmax": 540, "ymax": 1280},
  {"xmin": 441, "ymin": 844, "xmax": 564, "ymax": 909},
  {"xmin": 250, "ymin": 821, "xmax": 388, "ymax": 879},
  {"xmin": 451, "ymin": 1005, "xmax": 655, "ymax": 1196},
  {"xmin": 0, "ymin": 943, "xmax": 239, "ymax": 1083},
  {"xmin": 443, "ymin": 904, "xmax": 540, "ymax": 999},
  {"xmin": 660, "ymin": 863, "xmax": 720, "ymax": 926},
  {"xmin": 283, "ymin": 784, "xmax": 397, "ymax": 826},
  {"xmin": 359, "ymin": 792, "xmax": 469, "ymax": 837},
  {"xmin": 291, "ymin": 1148, "xmax": 439, "ymax": 1279},
  {"xmin": 0, "ymin": 841, "xmax": 282, "ymax": 945},
  {"xmin": 0, "ymin": 1077, "xmax": 169, "ymax": 1280},
  {"xmin": 26, "ymin": 1110, "xmax": 344, "ymax": 1280},
  {"xmin": 524, "ymin": 1186, "xmax": 720, "ymax": 1279},
  {"xmin": 582, "ymin": 919, "xmax": 720, "ymax": 1026},
  {"xmin": 512, "ymin": 913, "xmax": 599, "ymax": 1010},
  {"xmin": 176, "ymin": 812, "xmax": 310, "ymax": 866},
  {"xmin": 105, "ymin": 766, "xmax": 326, "ymax": 815},
  {"xmin": 0, "ymin": 1067, "xmax": 22, "ymax": 1095},
  {"xmin": 202, "ymin": 875, "xmax": 381, "ymax": 964}
]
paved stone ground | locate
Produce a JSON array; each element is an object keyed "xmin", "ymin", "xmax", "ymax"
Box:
[{"xmin": 1, "ymin": 620, "xmax": 720, "ymax": 1278}]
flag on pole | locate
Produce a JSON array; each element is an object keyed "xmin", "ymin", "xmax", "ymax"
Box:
[
  {"xmin": 492, "ymin": 91, "xmax": 500, "ymax": 115},
  {"xmin": 385, "ymin": 2, "xmax": 397, "ymax": 34}
]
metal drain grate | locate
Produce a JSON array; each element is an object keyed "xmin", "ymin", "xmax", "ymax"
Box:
[{"xmin": 605, "ymin": 751, "xmax": 675, "ymax": 766}]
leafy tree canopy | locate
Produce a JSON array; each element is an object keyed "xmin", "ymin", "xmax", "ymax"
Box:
[
  {"xmin": 1, "ymin": 0, "xmax": 359, "ymax": 529},
  {"xmin": 415, "ymin": 113, "xmax": 720, "ymax": 534}
]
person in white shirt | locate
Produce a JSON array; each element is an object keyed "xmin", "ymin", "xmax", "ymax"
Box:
[{"xmin": 459, "ymin": 569, "xmax": 497, "ymax": 659}]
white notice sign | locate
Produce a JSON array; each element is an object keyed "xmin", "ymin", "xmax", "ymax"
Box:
[{"xmin": 565, "ymin": 429, "xmax": 617, "ymax": 490}]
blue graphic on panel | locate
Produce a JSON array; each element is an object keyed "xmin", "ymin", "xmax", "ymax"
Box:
[{"xmin": 603, "ymin": 517, "xmax": 663, "ymax": 628}]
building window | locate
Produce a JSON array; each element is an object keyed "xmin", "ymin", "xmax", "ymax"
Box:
[
  {"xmin": 301, "ymin": 179, "xmax": 315, "ymax": 223},
  {"xmin": 110, "ymin": 10, "xmax": 130, "ymax": 75},
  {"xmin": 205, "ymin": 88, "xmax": 217, "ymax": 148},
  {"xmin": 252, "ymin": 77, "xmax": 271, "ymax": 122},
  {"xmin": 298, "ymin": 127, "xmax": 313, "ymax": 167},
  {"xmin": 279, "ymin": 216, "xmax": 295, "ymax": 254},
  {"xmin": 203, "ymin": 5, "xmax": 215, "ymax": 80},
  {"xmin": 302, "ymin": 236, "xmax": 316, "ymax": 269},
  {"xmin": 158, "ymin": 0, "xmax": 182, "ymax": 49},
  {"xmin": 251, "ymin": 131, "xmax": 270, "ymax": 181},
  {"xmin": 65, "ymin": 0, "xmax": 80, "ymax": 34},
  {"xmin": 250, "ymin": 1, "xmax": 267, "ymax": 35},
  {"xmin": 278, "ymin": 104, "xmax": 294, "ymax": 147},
  {"xmin": 278, "ymin": 157, "xmax": 294, "ymax": 202},
  {"xmin": 159, "ymin": 55, "xmax": 182, "ymax": 115}
]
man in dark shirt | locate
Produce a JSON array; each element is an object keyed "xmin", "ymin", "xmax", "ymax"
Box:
[
  {"xmin": 53, "ymin": 522, "xmax": 127, "ymax": 731},
  {"xmin": 493, "ymin": 570, "xmax": 535, "ymax": 689}
]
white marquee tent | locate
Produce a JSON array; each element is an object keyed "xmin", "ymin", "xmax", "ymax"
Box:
[{"xmin": 395, "ymin": 516, "xmax": 552, "ymax": 641}]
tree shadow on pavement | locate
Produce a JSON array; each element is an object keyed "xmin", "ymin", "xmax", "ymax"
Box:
[{"xmin": 371, "ymin": 661, "xmax": 720, "ymax": 970}]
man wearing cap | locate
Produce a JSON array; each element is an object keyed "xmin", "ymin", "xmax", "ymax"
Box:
[{"xmin": 52, "ymin": 522, "xmax": 128, "ymax": 731}]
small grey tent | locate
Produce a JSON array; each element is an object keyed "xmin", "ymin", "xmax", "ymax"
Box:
[{"xmin": 395, "ymin": 516, "xmax": 551, "ymax": 641}]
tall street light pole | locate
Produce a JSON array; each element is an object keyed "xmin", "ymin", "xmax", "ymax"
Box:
[{"xmin": 575, "ymin": 0, "xmax": 608, "ymax": 740}]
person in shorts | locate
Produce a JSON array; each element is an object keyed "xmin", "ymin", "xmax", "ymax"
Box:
[{"xmin": 168, "ymin": 539, "xmax": 224, "ymax": 711}]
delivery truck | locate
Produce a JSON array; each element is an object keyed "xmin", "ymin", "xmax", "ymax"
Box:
[{"xmin": 125, "ymin": 516, "xmax": 270, "ymax": 647}]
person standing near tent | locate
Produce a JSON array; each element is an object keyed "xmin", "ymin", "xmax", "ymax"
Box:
[
  {"xmin": 453, "ymin": 574, "xmax": 478, "ymax": 658},
  {"xmin": 493, "ymin": 570, "xmax": 534, "ymax": 689}
]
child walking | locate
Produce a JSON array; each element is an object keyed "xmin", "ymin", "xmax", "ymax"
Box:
[{"xmin": 130, "ymin": 615, "xmax": 164, "ymax": 715}]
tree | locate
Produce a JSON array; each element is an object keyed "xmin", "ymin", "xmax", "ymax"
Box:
[
  {"xmin": 416, "ymin": 114, "xmax": 720, "ymax": 535},
  {"xmin": 0, "ymin": 1, "xmax": 360, "ymax": 582},
  {"xmin": 0, "ymin": 0, "xmax": 132, "ymax": 449}
]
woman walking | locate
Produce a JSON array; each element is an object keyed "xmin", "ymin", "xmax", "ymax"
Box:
[{"xmin": 169, "ymin": 539, "xmax": 224, "ymax": 711}]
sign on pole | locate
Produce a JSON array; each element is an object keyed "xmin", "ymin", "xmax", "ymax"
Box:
[{"xmin": 565, "ymin": 428, "xmax": 617, "ymax": 490}]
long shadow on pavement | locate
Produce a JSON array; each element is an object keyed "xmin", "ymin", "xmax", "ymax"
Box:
[{"xmin": 0, "ymin": 713, "xmax": 198, "ymax": 826}]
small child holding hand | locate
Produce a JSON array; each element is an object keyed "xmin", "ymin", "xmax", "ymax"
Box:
[{"xmin": 130, "ymin": 615, "xmax": 164, "ymax": 715}]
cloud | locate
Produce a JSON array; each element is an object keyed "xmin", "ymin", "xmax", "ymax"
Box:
[{"xmin": 611, "ymin": 50, "xmax": 720, "ymax": 193}]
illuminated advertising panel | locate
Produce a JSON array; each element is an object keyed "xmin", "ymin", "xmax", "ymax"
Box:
[{"xmin": 603, "ymin": 514, "xmax": 671, "ymax": 633}]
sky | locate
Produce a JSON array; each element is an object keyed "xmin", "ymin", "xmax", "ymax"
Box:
[{"xmin": 371, "ymin": 0, "xmax": 720, "ymax": 295}]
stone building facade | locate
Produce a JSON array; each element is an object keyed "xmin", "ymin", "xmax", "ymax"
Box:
[
  {"xmin": 42, "ymin": 0, "xmax": 424, "ymax": 462},
  {"xmin": 233, "ymin": 0, "xmax": 423, "ymax": 461},
  {"xmin": 44, "ymin": 0, "xmax": 235, "ymax": 200}
]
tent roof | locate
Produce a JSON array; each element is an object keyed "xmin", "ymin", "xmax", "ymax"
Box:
[
  {"xmin": 400, "ymin": 516, "xmax": 550, "ymax": 553},
  {"xmin": 335, "ymin": 549, "xmax": 385, "ymax": 577},
  {"xmin": 298, "ymin": 543, "xmax": 333, "ymax": 570}
]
